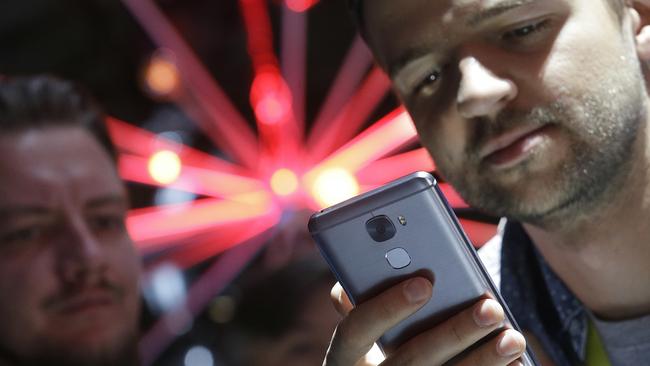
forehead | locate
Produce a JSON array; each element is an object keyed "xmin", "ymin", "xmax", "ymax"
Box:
[
  {"xmin": 0, "ymin": 127, "xmax": 124, "ymax": 208},
  {"xmin": 362, "ymin": 0, "xmax": 576, "ymax": 72}
]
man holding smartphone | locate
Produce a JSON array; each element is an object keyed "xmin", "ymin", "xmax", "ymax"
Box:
[{"xmin": 324, "ymin": 0, "xmax": 650, "ymax": 365}]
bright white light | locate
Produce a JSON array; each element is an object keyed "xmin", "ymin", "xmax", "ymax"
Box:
[
  {"xmin": 184, "ymin": 346, "xmax": 214, "ymax": 366},
  {"xmin": 146, "ymin": 263, "xmax": 186, "ymax": 312},
  {"xmin": 154, "ymin": 188, "xmax": 196, "ymax": 207},
  {"xmin": 363, "ymin": 343, "xmax": 386, "ymax": 364},
  {"xmin": 311, "ymin": 168, "xmax": 360, "ymax": 208},
  {"xmin": 148, "ymin": 150, "xmax": 182, "ymax": 184}
]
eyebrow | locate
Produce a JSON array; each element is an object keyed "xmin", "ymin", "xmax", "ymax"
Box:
[
  {"xmin": 0, "ymin": 195, "xmax": 128, "ymax": 220},
  {"xmin": 85, "ymin": 195, "xmax": 129, "ymax": 210},
  {"xmin": 466, "ymin": 0, "xmax": 535, "ymax": 27},
  {"xmin": 388, "ymin": 47, "xmax": 438, "ymax": 79},
  {"xmin": 0, "ymin": 207, "xmax": 51, "ymax": 221},
  {"xmin": 388, "ymin": 0, "xmax": 536, "ymax": 78}
]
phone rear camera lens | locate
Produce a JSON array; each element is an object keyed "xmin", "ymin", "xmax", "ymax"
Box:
[{"xmin": 366, "ymin": 216, "xmax": 396, "ymax": 242}]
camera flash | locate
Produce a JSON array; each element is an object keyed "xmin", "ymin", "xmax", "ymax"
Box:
[{"xmin": 398, "ymin": 215, "xmax": 407, "ymax": 226}]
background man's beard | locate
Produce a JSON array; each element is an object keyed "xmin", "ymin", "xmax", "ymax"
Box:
[
  {"xmin": 441, "ymin": 74, "xmax": 646, "ymax": 227},
  {"xmin": 0, "ymin": 330, "xmax": 140, "ymax": 366}
]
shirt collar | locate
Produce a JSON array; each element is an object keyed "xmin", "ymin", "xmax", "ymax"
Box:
[{"xmin": 500, "ymin": 220, "xmax": 589, "ymax": 363}]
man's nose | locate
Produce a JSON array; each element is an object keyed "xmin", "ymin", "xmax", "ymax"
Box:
[
  {"xmin": 456, "ymin": 56, "xmax": 518, "ymax": 119},
  {"xmin": 57, "ymin": 218, "xmax": 105, "ymax": 284}
]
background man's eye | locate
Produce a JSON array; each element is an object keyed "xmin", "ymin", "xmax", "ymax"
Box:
[
  {"xmin": 1, "ymin": 227, "xmax": 44, "ymax": 246},
  {"xmin": 89, "ymin": 215, "xmax": 126, "ymax": 233}
]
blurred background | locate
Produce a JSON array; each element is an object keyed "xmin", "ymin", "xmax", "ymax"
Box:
[{"xmin": 0, "ymin": 0, "xmax": 499, "ymax": 364}]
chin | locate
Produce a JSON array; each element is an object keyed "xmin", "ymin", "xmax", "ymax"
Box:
[
  {"xmin": 44, "ymin": 327, "xmax": 138, "ymax": 366},
  {"xmin": 456, "ymin": 170, "xmax": 570, "ymax": 222}
]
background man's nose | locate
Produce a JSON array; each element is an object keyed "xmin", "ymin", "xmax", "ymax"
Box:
[
  {"xmin": 57, "ymin": 218, "xmax": 106, "ymax": 284},
  {"xmin": 456, "ymin": 57, "xmax": 518, "ymax": 120}
]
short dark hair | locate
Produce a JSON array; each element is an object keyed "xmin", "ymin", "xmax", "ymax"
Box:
[
  {"xmin": 348, "ymin": 0, "xmax": 626, "ymax": 33},
  {"xmin": 0, "ymin": 75, "xmax": 117, "ymax": 160}
]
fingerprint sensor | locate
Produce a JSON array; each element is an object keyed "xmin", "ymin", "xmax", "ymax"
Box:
[{"xmin": 385, "ymin": 248, "xmax": 411, "ymax": 269}]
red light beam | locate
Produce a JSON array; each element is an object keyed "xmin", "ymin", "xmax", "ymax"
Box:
[
  {"xmin": 154, "ymin": 216, "xmax": 278, "ymax": 270},
  {"xmin": 119, "ymin": 154, "xmax": 265, "ymax": 198},
  {"xmin": 107, "ymin": 118, "xmax": 253, "ymax": 177},
  {"xmin": 459, "ymin": 219, "xmax": 497, "ymax": 248},
  {"xmin": 285, "ymin": 0, "xmax": 320, "ymax": 12},
  {"xmin": 120, "ymin": 0, "xmax": 259, "ymax": 168},
  {"xmin": 139, "ymin": 229, "xmax": 273, "ymax": 366},
  {"xmin": 308, "ymin": 35, "xmax": 373, "ymax": 150},
  {"xmin": 305, "ymin": 108, "xmax": 418, "ymax": 185},
  {"xmin": 128, "ymin": 194, "xmax": 279, "ymax": 252},
  {"xmin": 309, "ymin": 66, "xmax": 391, "ymax": 161},
  {"xmin": 239, "ymin": 0, "xmax": 278, "ymax": 72},
  {"xmin": 356, "ymin": 148, "xmax": 435, "ymax": 187},
  {"xmin": 439, "ymin": 183, "xmax": 468, "ymax": 208},
  {"xmin": 281, "ymin": 4, "xmax": 307, "ymax": 134},
  {"xmin": 240, "ymin": 0, "xmax": 301, "ymax": 160}
]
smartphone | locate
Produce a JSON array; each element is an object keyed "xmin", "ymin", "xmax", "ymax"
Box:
[{"xmin": 308, "ymin": 171, "xmax": 538, "ymax": 364}]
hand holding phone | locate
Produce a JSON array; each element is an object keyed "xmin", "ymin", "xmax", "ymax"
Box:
[
  {"xmin": 309, "ymin": 172, "xmax": 537, "ymax": 365},
  {"xmin": 325, "ymin": 278, "xmax": 526, "ymax": 365}
]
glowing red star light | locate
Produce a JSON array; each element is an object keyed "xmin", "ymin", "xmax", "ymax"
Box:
[{"xmin": 114, "ymin": 1, "xmax": 495, "ymax": 363}]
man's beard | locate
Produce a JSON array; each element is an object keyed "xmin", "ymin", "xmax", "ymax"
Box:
[
  {"xmin": 438, "ymin": 67, "xmax": 646, "ymax": 227},
  {"xmin": 0, "ymin": 328, "xmax": 139, "ymax": 366}
]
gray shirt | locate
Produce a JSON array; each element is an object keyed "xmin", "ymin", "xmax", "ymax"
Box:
[{"xmin": 591, "ymin": 312, "xmax": 650, "ymax": 365}]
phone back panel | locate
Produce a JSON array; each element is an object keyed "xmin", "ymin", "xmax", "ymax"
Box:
[{"xmin": 309, "ymin": 172, "xmax": 490, "ymax": 354}]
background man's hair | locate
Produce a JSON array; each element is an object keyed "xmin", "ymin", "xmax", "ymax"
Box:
[{"xmin": 0, "ymin": 75, "xmax": 117, "ymax": 160}]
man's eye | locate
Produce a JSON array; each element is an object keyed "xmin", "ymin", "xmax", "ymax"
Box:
[
  {"xmin": 414, "ymin": 70, "xmax": 441, "ymax": 96},
  {"xmin": 502, "ymin": 19, "xmax": 550, "ymax": 41},
  {"xmin": 89, "ymin": 215, "xmax": 126, "ymax": 233},
  {"xmin": 0, "ymin": 227, "xmax": 44, "ymax": 246}
]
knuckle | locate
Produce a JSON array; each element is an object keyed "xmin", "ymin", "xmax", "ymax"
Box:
[
  {"xmin": 444, "ymin": 313, "xmax": 474, "ymax": 346},
  {"xmin": 450, "ymin": 318, "xmax": 466, "ymax": 344},
  {"xmin": 375, "ymin": 295, "xmax": 398, "ymax": 320},
  {"xmin": 333, "ymin": 314, "xmax": 371, "ymax": 351}
]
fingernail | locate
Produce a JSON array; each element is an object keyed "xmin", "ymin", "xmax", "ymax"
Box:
[
  {"xmin": 497, "ymin": 330, "xmax": 525, "ymax": 357},
  {"xmin": 403, "ymin": 278, "xmax": 430, "ymax": 304},
  {"xmin": 473, "ymin": 299, "xmax": 503, "ymax": 327}
]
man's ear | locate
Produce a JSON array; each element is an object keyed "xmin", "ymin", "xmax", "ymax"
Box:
[{"xmin": 631, "ymin": 1, "xmax": 650, "ymax": 60}]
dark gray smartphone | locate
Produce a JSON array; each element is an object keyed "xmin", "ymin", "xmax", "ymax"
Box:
[{"xmin": 308, "ymin": 171, "xmax": 538, "ymax": 364}]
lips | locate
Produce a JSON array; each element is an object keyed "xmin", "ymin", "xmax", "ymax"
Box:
[
  {"xmin": 46, "ymin": 289, "xmax": 118, "ymax": 315},
  {"xmin": 479, "ymin": 124, "xmax": 551, "ymax": 168}
]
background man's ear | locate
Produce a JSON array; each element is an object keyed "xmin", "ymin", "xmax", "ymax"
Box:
[{"xmin": 632, "ymin": 1, "xmax": 650, "ymax": 60}]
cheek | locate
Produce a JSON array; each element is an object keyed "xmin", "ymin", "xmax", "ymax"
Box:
[
  {"xmin": 405, "ymin": 74, "xmax": 469, "ymax": 166},
  {"xmin": 543, "ymin": 12, "xmax": 628, "ymax": 95},
  {"xmin": 417, "ymin": 111, "xmax": 469, "ymax": 166},
  {"xmin": 0, "ymin": 255, "xmax": 57, "ymax": 343},
  {"xmin": 106, "ymin": 241, "xmax": 141, "ymax": 297}
]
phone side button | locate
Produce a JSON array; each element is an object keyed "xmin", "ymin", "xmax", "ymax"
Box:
[{"xmin": 385, "ymin": 248, "xmax": 412, "ymax": 269}]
